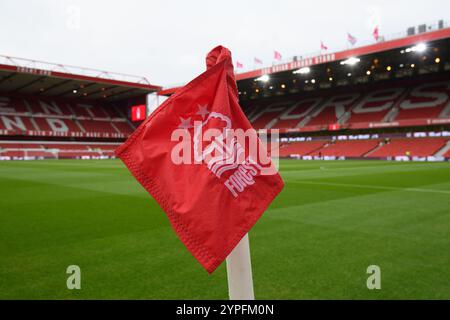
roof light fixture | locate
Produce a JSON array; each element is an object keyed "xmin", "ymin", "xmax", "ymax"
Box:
[{"xmin": 340, "ymin": 57, "xmax": 360, "ymax": 65}]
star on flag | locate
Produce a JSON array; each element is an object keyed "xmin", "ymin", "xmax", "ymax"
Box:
[
  {"xmin": 196, "ymin": 104, "xmax": 210, "ymax": 119},
  {"xmin": 178, "ymin": 117, "xmax": 192, "ymax": 129}
]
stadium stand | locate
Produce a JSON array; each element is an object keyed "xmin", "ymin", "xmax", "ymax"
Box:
[
  {"xmin": 278, "ymin": 137, "xmax": 449, "ymax": 159},
  {"xmin": 244, "ymin": 77, "xmax": 450, "ymax": 131},
  {"xmin": 0, "ymin": 94, "xmax": 137, "ymax": 139},
  {"xmin": 0, "ymin": 141, "xmax": 122, "ymax": 160},
  {"xmin": 309, "ymin": 139, "xmax": 380, "ymax": 157},
  {"xmin": 0, "ymin": 55, "xmax": 161, "ymax": 160},
  {"xmin": 242, "ymin": 71, "xmax": 450, "ymax": 161},
  {"xmin": 442, "ymin": 148, "xmax": 450, "ymax": 157},
  {"xmin": 2, "ymin": 25, "xmax": 450, "ymax": 161},
  {"xmin": 396, "ymin": 82, "xmax": 450, "ymax": 120},
  {"xmin": 278, "ymin": 140, "xmax": 328, "ymax": 157},
  {"xmin": 367, "ymin": 137, "xmax": 447, "ymax": 158}
]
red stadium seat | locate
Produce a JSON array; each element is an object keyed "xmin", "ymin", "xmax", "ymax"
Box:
[
  {"xmin": 112, "ymin": 121, "xmax": 135, "ymax": 135},
  {"xmin": 368, "ymin": 138, "xmax": 447, "ymax": 157},
  {"xmin": 0, "ymin": 115, "xmax": 36, "ymax": 132},
  {"xmin": 0, "ymin": 143, "xmax": 43, "ymax": 149},
  {"xmin": 309, "ymin": 140, "xmax": 380, "ymax": 157},
  {"xmin": 243, "ymin": 79, "xmax": 450, "ymax": 130},
  {"xmin": 279, "ymin": 140, "xmax": 328, "ymax": 157},
  {"xmin": 306, "ymin": 93, "xmax": 360, "ymax": 126},
  {"xmin": 0, "ymin": 150, "xmax": 25, "ymax": 157},
  {"xmin": 27, "ymin": 99, "xmax": 73, "ymax": 116},
  {"xmin": 88, "ymin": 144, "xmax": 119, "ymax": 151},
  {"xmin": 43, "ymin": 144, "xmax": 89, "ymax": 151},
  {"xmin": 102, "ymin": 106, "xmax": 124, "ymax": 118},
  {"xmin": 348, "ymin": 87, "xmax": 405, "ymax": 124},
  {"xmin": 26, "ymin": 150, "xmax": 57, "ymax": 158},
  {"xmin": 69, "ymin": 103, "xmax": 95, "ymax": 118},
  {"xmin": 78, "ymin": 120, "xmax": 119, "ymax": 134},
  {"xmin": 395, "ymin": 82, "xmax": 450, "ymax": 121},
  {"xmin": 33, "ymin": 117, "xmax": 82, "ymax": 133},
  {"xmin": 89, "ymin": 105, "xmax": 110, "ymax": 118},
  {"xmin": 442, "ymin": 148, "xmax": 450, "ymax": 158},
  {"xmin": 0, "ymin": 96, "xmax": 29, "ymax": 113},
  {"xmin": 0, "ymin": 141, "xmax": 121, "ymax": 159}
]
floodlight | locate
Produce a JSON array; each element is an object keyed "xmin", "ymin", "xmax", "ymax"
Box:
[
  {"xmin": 255, "ymin": 74, "xmax": 270, "ymax": 82},
  {"xmin": 340, "ymin": 57, "xmax": 360, "ymax": 65},
  {"xmin": 293, "ymin": 67, "xmax": 311, "ymax": 74}
]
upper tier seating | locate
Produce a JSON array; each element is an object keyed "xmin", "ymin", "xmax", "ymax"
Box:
[
  {"xmin": 244, "ymin": 78, "xmax": 450, "ymax": 131},
  {"xmin": 112, "ymin": 121, "xmax": 136, "ymax": 135},
  {"xmin": 0, "ymin": 116, "xmax": 36, "ymax": 132},
  {"xmin": 346, "ymin": 87, "xmax": 405, "ymax": 124},
  {"xmin": 306, "ymin": 93, "xmax": 360, "ymax": 126},
  {"xmin": 0, "ymin": 95, "xmax": 136, "ymax": 138},
  {"xmin": 34, "ymin": 117, "xmax": 82, "ymax": 133},
  {"xmin": 0, "ymin": 96, "xmax": 29, "ymax": 113},
  {"xmin": 78, "ymin": 120, "xmax": 119, "ymax": 134},
  {"xmin": 396, "ymin": 82, "xmax": 450, "ymax": 120}
]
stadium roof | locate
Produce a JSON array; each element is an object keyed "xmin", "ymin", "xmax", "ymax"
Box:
[
  {"xmin": 0, "ymin": 55, "xmax": 161, "ymax": 103},
  {"xmin": 158, "ymin": 25, "xmax": 450, "ymax": 96}
]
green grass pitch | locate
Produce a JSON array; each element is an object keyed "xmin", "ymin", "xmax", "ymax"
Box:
[{"xmin": 0, "ymin": 159, "xmax": 449, "ymax": 299}]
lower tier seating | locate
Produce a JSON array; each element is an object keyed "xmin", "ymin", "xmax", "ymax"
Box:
[
  {"xmin": 279, "ymin": 137, "xmax": 448, "ymax": 158},
  {"xmin": 279, "ymin": 141, "xmax": 327, "ymax": 157},
  {"xmin": 368, "ymin": 138, "xmax": 447, "ymax": 158},
  {"xmin": 0, "ymin": 141, "xmax": 121, "ymax": 159},
  {"xmin": 310, "ymin": 140, "xmax": 380, "ymax": 157}
]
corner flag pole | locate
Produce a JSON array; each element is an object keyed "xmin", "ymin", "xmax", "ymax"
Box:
[{"xmin": 225, "ymin": 233, "xmax": 255, "ymax": 300}]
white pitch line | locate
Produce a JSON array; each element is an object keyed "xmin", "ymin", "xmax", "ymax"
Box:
[{"xmin": 289, "ymin": 180, "xmax": 450, "ymax": 195}]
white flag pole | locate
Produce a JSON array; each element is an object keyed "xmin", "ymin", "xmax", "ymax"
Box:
[{"xmin": 225, "ymin": 233, "xmax": 255, "ymax": 300}]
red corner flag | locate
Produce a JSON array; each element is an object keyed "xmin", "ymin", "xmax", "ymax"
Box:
[{"xmin": 115, "ymin": 46, "xmax": 284, "ymax": 273}]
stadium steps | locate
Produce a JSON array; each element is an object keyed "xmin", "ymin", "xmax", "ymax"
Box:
[
  {"xmin": 338, "ymin": 94, "xmax": 366, "ymax": 125},
  {"xmin": 110, "ymin": 122, "xmax": 122, "ymax": 134},
  {"xmin": 363, "ymin": 141, "xmax": 385, "ymax": 157},
  {"xmin": 338, "ymin": 111, "xmax": 351, "ymax": 125},
  {"xmin": 384, "ymin": 88, "xmax": 411, "ymax": 122},
  {"xmin": 84, "ymin": 106, "xmax": 96, "ymax": 118},
  {"xmin": 117, "ymin": 107, "xmax": 136, "ymax": 128},
  {"xmin": 383, "ymin": 107, "xmax": 399, "ymax": 122},
  {"xmin": 74, "ymin": 119, "xmax": 86, "ymax": 133},
  {"xmin": 22, "ymin": 99, "xmax": 33, "ymax": 114},
  {"xmin": 308, "ymin": 142, "xmax": 330, "ymax": 155},
  {"xmin": 434, "ymin": 141, "xmax": 450, "ymax": 157},
  {"xmin": 23, "ymin": 100, "xmax": 41, "ymax": 131},
  {"xmin": 297, "ymin": 115, "xmax": 312, "ymax": 128},
  {"xmin": 65, "ymin": 104, "xmax": 86, "ymax": 133},
  {"xmin": 29, "ymin": 117, "xmax": 40, "ymax": 131},
  {"xmin": 246, "ymin": 107, "xmax": 261, "ymax": 123},
  {"xmin": 302, "ymin": 143, "xmax": 330, "ymax": 156},
  {"xmin": 265, "ymin": 117, "xmax": 279, "ymax": 129},
  {"xmin": 296, "ymin": 98, "xmax": 328, "ymax": 128},
  {"xmin": 438, "ymin": 100, "xmax": 450, "ymax": 118},
  {"xmin": 308, "ymin": 145, "xmax": 328, "ymax": 155}
]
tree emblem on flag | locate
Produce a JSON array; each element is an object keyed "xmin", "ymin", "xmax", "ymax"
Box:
[{"xmin": 174, "ymin": 104, "xmax": 265, "ymax": 198}]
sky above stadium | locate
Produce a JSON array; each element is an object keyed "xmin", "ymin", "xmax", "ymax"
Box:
[{"xmin": 0, "ymin": 0, "xmax": 449, "ymax": 87}]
